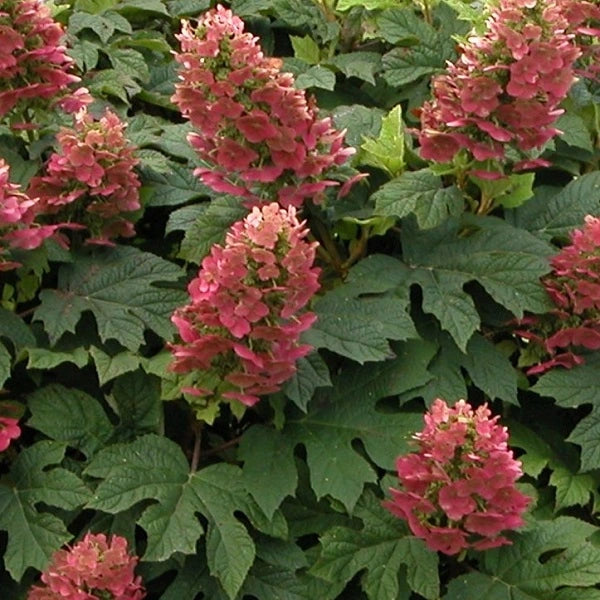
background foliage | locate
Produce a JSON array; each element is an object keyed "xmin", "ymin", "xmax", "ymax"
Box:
[{"xmin": 1, "ymin": 0, "xmax": 600, "ymax": 598}]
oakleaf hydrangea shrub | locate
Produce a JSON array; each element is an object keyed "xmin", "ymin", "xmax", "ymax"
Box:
[
  {"xmin": 516, "ymin": 215, "xmax": 600, "ymax": 373},
  {"xmin": 27, "ymin": 533, "xmax": 145, "ymax": 600},
  {"xmin": 169, "ymin": 202, "xmax": 320, "ymax": 407},
  {"xmin": 418, "ymin": 0, "xmax": 580, "ymax": 175},
  {"xmin": 0, "ymin": 0, "xmax": 599, "ymax": 598},
  {"xmin": 0, "ymin": 0, "xmax": 87, "ymax": 124},
  {"xmin": 27, "ymin": 108, "xmax": 141, "ymax": 245},
  {"xmin": 172, "ymin": 4, "xmax": 355, "ymax": 207},
  {"xmin": 385, "ymin": 399, "xmax": 531, "ymax": 555}
]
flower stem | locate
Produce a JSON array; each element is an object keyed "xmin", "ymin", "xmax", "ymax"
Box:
[{"xmin": 190, "ymin": 420, "xmax": 203, "ymax": 472}]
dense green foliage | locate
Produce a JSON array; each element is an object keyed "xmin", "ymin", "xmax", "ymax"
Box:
[{"xmin": 0, "ymin": 0, "xmax": 600, "ymax": 598}]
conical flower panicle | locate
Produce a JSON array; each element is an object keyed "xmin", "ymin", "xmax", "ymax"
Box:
[
  {"xmin": 0, "ymin": 0, "xmax": 89, "ymax": 122},
  {"xmin": 384, "ymin": 398, "xmax": 530, "ymax": 555},
  {"xmin": 28, "ymin": 533, "xmax": 146, "ymax": 600},
  {"xmin": 27, "ymin": 108, "xmax": 141, "ymax": 245},
  {"xmin": 169, "ymin": 202, "xmax": 320, "ymax": 407},
  {"xmin": 418, "ymin": 0, "xmax": 581, "ymax": 175},
  {"xmin": 516, "ymin": 215, "xmax": 600, "ymax": 374},
  {"xmin": 172, "ymin": 4, "xmax": 354, "ymax": 208}
]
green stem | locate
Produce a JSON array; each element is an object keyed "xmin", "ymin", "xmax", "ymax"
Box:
[{"xmin": 190, "ymin": 420, "xmax": 203, "ymax": 472}]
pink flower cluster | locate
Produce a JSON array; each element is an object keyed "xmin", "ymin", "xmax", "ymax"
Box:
[
  {"xmin": 172, "ymin": 5, "xmax": 354, "ymax": 208},
  {"xmin": 516, "ymin": 215, "xmax": 600, "ymax": 374},
  {"xmin": 27, "ymin": 109, "xmax": 141, "ymax": 245},
  {"xmin": 0, "ymin": 0, "xmax": 88, "ymax": 121},
  {"xmin": 0, "ymin": 416, "xmax": 20, "ymax": 451},
  {"xmin": 170, "ymin": 203, "xmax": 320, "ymax": 406},
  {"xmin": 0, "ymin": 158, "xmax": 66, "ymax": 268},
  {"xmin": 384, "ymin": 398, "xmax": 530, "ymax": 555},
  {"xmin": 28, "ymin": 532, "xmax": 145, "ymax": 600},
  {"xmin": 560, "ymin": 0, "xmax": 600, "ymax": 82},
  {"xmin": 418, "ymin": 0, "xmax": 581, "ymax": 174}
]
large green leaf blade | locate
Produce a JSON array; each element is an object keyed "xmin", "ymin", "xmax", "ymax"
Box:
[
  {"xmin": 27, "ymin": 384, "xmax": 113, "ymax": 458},
  {"xmin": 0, "ymin": 441, "xmax": 90, "ymax": 580},
  {"xmin": 239, "ymin": 425, "xmax": 297, "ymax": 519},
  {"xmin": 34, "ymin": 247, "xmax": 186, "ymax": 350},
  {"xmin": 311, "ymin": 491, "xmax": 439, "ymax": 600},
  {"xmin": 445, "ymin": 518, "xmax": 600, "ymax": 599},
  {"xmin": 286, "ymin": 340, "xmax": 432, "ymax": 511}
]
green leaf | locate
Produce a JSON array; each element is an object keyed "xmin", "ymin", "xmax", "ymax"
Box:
[
  {"xmin": 106, "ymin": 47, "xmax": 149, "ymax": 83},
  {"xmin": 139, "ymin": 63, "xmax": 178, "ymax": 109},
  {"xmin": 117, "ymin": 30, "xmax": 172, "ymax": 53},
  {"xmin": 167, "ymin": 0, "xmax": 211, "ymax": 16},
  {"xmin": 336, "ymin": 0, "xmax": 396, "ymax": 10},
  {"xmin": 532, "ymin": 360, "xmax": 600, "ymax": 408},
  {"xmin": 0, "ymin": 441, "xmax": 90, "ymax": 580},
  {"xmin": 303, "ymin": 255, "xmax": 417, "ymax": 363},
  {"xmin": 27, "ymin": 384, "xmax": 114, "ymax": 458},
  {"xmin": 85, "ymin": 436, "xmax": 255, "ymax": 598},
  {"xmin": 0, "ymin": 307, "xmax": 36, "ymax": 349},
  {"xmin": 152, "ymin": 122, "xmax": 197, "ymax": 161},
  {"xmin": 0, "ymin": 342, "xmax": 10, "ymax": 388},
  {"xmin": 556, "ymin": 113, "xmax": 594, "ymax": 152},
  {"xmin": 462, "ymin": 334, "xmax": 518, "ymax": 404},
  {"xmin": 68, "ymin": 12, "xmax": 115, "ymax": 43},
  {"xmin": 283, "ymin": 352, "xmax": 332, "ymax": 412},
  {"xmin": 568, "ymin": 407, "xmax": 600, "ymax": 473},
  {"xmin": 179, "ymin": 196, "xmax": 248, "ymax": 265},
  {"xmin": 102, "ymin": 10, "xmax": 132, "ymax": 33},
  {"xmin": 243, "ymin": 538, "xmax": 344, "ymax": 600},
  {"xmin": 360, "ymin": 105, "xmax": 405, "ymax": 176},
  {"xmin": 399, "ymin": 335, "xmax": 467, "ymax": 405},
  {"xmin": 329, "ymin": 52, "xmax": 382, "ymax": 85},
  {"xmin": 26, "ymin": 347, "xmax": 89, "ymax": 370},
  {"xmin": 286, "ymin": 342, "xmax": 429, "ymax": 510},
  {"xmin": 34, "ymin": 246, "xmax": 186, "ymax": 351},
  {"xmin": 89, "ymin": 346, "xmax": 140, "ymax": 385},
  {"xmin": 375, "ymin": 7, "xmax": 436, "ymax": 44},
  {"xmin": 312, "ymin": 490, "xmax": 439, "ymax": 600},
  {"xmin": 403, "ymin": 217, "xmax": 554, "ymax": 350},
  {"xmin": 110, "ymin": 370, "xmax": 162, "ymax": 434},
  {"xmin": 509, "ymin": 422, "xmax": 595, "ymax": 510},
  {"xmin": 270, "ymin": 0, "xmax": 337, "ymax": 43},
  {"xmin": 141, "ymin": 164, "xmax": 209, "ymax": 206},
  {"xmin": 85, "ymin": 435, "xmax": 201, "ymax": 559},
  {"xmin": 373, "ymin": 168, "xmax": 463, "ymax": 228},
  {"xmin": 116, "ymin": 0, "xmax": 170, "ymax": 16},
  {"xmin": 378, "ymin": 9, "xmax": 455, "ymax": 87},
  {"xmin": 239, "ymin": 425, "xmax": 297, "ymax": 519},
  {"xmin": 87, "ymin": 68, "xmax": 141, "ymax": 103},
  {"xmin": 295, "ymin": 66, "xmax": 336, "ymax": 90},
  {"xmin": 166, "ymin": 204, "xmax": 207, "ymax": 235},
  {"xmin": 471, "ymin": 172, "xmax": 535, "ymax": 209},
  {"xmin": 444, "ymin": 518, "xmax": 600, "ymax": 599},
  {"xmin": 69, "ymin": 39, "xmax": 100, "ymax": 70},
  {"xmin": 512, "ymin": 172, "xmax": 600, "ymax": 240},
  {"xmin": 333, "ymin": 104, "xmax": 384, "ymax": 149},
  {"xmin": 290, "ymin": 34, "xmax": 320, "ymax": 64}
]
